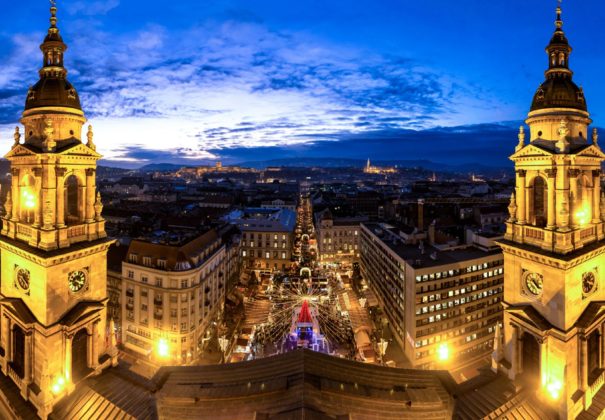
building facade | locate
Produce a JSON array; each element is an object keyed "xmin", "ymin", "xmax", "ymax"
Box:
[
  {"xmin": 0, "ymin": 4, "xmax": 116, "ymax": 418},
  {"xmin": 121, "ymin": 229, "xmax": 228, "ymax": 364},
  {"xmin": 492, "ymin": 6, "xmax": 605, "ymax": 418},
  {"xmin": 227, "ymin": 208, "xmax": 295, "ymax": 270},
  {"xmin": 360, "ymin": 223, "xmax": 503, "ymax": 370},
  {"xmin": 315, "ymin": 209, "xmax": 366, "ymax": 266}
]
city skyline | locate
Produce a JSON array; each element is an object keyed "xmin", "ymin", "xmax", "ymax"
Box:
[{"xmin": 1, "ymin": 1, "xmax": 604, "ymax": 168}]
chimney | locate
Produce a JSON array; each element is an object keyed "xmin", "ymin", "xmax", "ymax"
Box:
[
  {"xmin": 417, "ymin": 199, "xmax": 425, "ymax": 231},
  {"xmin": 428, "ymin": 221, "xmax": 436, "ymax": 245}
]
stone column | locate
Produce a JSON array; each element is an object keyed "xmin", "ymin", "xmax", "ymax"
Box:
[
  {"xmin": 570, "ymin": 169, "xmax": 580, "ymax": 227},
  {"xmin": 510, "ymin": 325, "xmax": 519, "ymax": 378},
  {"xmin": 546, "ymin": 169, "xmax": 557, "ymax": 229},
  {"xmin": 90, "ymin": 322, "xmax": 99, "ymax": 369},
  {"xmin": 1, "ymin": 316, "xmax": 10, "ymax": 369},
  {"xmin": 32, "ymin": 168, "xmax": 42, "ymax": 227},
  {"xmin": 516, "ymin": 171, "xmax": 527, "ymax": 224},
  {"xmin": 593, "ymin": 170, "xmax": 602, "ymax": 223},
  {"xmin": 581, "ymin": 336, "xmax": 589, "ymax": 391},
  {"xmin": 85, "ymin": 169, "xmax": 96, "ymax": 223},
  {"xmin": 65, "ymin": 334, "xmax": 73, "ymax": 383},
  {"xmin": 23, "ymin": 332, "xmax": 32, "ymax": 386},
  {"xmin": 10, "ymin": 168, "xmax": 20, "ymax": 222},
  {"xmin": 56, "ymin": 168, "xmax": 67, "ymax": 227}
]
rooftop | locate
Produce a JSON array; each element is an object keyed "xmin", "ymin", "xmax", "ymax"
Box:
[{"xmin": 362, "ymin": 223, "xmax": 501, "ymax": 269}]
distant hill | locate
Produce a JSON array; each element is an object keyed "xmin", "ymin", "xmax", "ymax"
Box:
[
  {"xmin": 138, "ymin": 163, "xmax": 186, "ymax": 172},
  {"xmin": 238, "ymin": 157, "xmax": 512, "ymax": 175}
]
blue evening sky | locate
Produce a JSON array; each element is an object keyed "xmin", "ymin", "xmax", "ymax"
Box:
[{"xmin": 1, "ymin": 1, "xmax": 604, "ymax": 167}]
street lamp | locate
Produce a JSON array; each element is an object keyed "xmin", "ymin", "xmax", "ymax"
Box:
[
  {"xmin": 157, "ymin": 338, "xmax": 170, "ymax": 359},
  {"xmin": 377, "ymin": 338, "xmax": 389, "ymax": 365},
  {"xmin": 437, "ymin": 343, "xmax": 450, "ymax": 362},
  {"xmin": 218, "ymin": 336, "xmax": 230, "ymax": 363}
]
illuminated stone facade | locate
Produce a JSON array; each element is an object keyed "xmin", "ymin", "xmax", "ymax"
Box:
[
  {"xmin": 493, "ymin": 6, "xmax": 605, "ymax": 419},
  {"xmin": 315, "ymin": 209, "xmax": 364, "ymax": 266},
  {"xmin": 121, "ymin": 230, "xmax": 227, "ymax": 364},
  {"xmin": 0, "ymin": 5, "xmax": 115, "ymax": 419},
  {"xmin": 360, "ymin": 223, "xmax": 503, "ymax": 371}
]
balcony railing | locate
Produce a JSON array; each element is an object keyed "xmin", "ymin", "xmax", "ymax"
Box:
[
  {"xmin": 588, "ymin": 370, "xmax": 605, "ymax": 402},
  {"xmin": 7, "ymin": 364, "xmax": 23, "ymax": 389},
  {"xmin": 67, "ymin": 224, "xmax": 86, "ymax": 239}
]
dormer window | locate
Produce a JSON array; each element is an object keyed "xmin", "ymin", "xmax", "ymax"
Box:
[
  {"xmin": 129, "ymin": 253, "xmax": 138, "ymax": 263},
  {"xmin": 158, "ymin": 259, "xmax": 167, "ymax": 269},
  {"xmin": 142, "ymin": 256, "xmax": 152, "ymax": 267}
]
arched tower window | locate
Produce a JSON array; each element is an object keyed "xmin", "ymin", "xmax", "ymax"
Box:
[
  {"xmin": 20, "ymin": 175, "xmax": 36, "ymax": 224},
  {"xmin": 65, "ymin": 175, "xmax": 81, "ymax": 224},
  {"xmin": 559, "ymin": 52, "xmax": 566, "ymax": 66},
  {"xmin": 531, "ymin": 176, "xmax": 547, "ymax": 227}
]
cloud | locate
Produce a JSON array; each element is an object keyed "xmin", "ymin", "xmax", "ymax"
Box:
[
  {"xmin": 0, "ymin": 16, "xmax": 513, "ymax": 164},
  {"xmin": 69, "ymin": 0, "xmax": 120, "ymax": 16}
]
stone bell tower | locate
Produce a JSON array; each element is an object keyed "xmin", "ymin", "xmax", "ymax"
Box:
[
  {"xmin": 0, "ymin": 4, "xmax": 116, "ymax": 419},
  {"xmin": 492, "ymin": 4, "xmax": 605, "ymax": 419}
]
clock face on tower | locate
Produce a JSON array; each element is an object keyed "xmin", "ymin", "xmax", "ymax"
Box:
[
  {"xmin": 68, "ymin": 270, "xmax": 87, "ymax": 293},
  {"xmin": 525, "ymin": 272, "xmax": 543, "ymax": 296},
  {"xmin": 16, "ymin": 268, "xmax": 30, "ymax": 291},
  {"xmin": 582, "ymin": 272, "xmax": 596, "ymax": 295}
]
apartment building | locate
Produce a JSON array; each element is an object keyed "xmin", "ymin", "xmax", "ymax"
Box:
[
  {"xmin": 314, "ymin": 208, "xmax": 367, "ymax": 266},
  {"xmin": 121, "ymin": 228, "xmax": 229, "ymax": 364},
  {"xmin": 225, "ymin": 208, "xmax": 296, "ymax": 270},
  {"xmin": 360, "ymin": 222, "xmax": 503, "ymax": 370}
]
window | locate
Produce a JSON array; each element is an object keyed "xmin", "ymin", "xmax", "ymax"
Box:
[
  {"xmin": 170, "ymin": 309, "xmax": 177, "ymax": 317},
  {"xmin": 141, "ymin": 304, "xmax": 148, "ymax": 311},
  {"xmin": 142, "ymin": 276, "xmax": 148, "ymax": 284},
  {"xmin": 242, "ymin": 250, "xmax": 247, "ymax": 257},
  {"xmin": 142, "ymin": 257, "xmax": 152, "ymax": 267},
  {"xmin": 181, "ymin": 322, "xmax": 187, "ymax": 331},
  {"xmin": 156, "ymin": 278, "xmax": 163, "ymax": 287},
  {"xmin": 158, "ymin": 259, "xmax": 167, "ymax": 269},
  {"xmin": 141, "ymin": 289, "xmax": 148, "ymax": 298},
  {"xmin": 127, "ymin": 271, "xmax": 134, "ymax": 279},
  {"xmin": 181, "ymin": 279, "xmax": 188, "ymax": 288},
  {"xmin": 181, "ymin": 307, "xmax": 187, "ymax": 316}
]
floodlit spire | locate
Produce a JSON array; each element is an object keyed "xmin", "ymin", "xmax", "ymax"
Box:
[
  {"xmin": 530, "ymin": 0, "xmax": 586, "ymax": 112},
  {"xmin": 25, "ymin": 0, "xmax": 82, "ymax": 112}
]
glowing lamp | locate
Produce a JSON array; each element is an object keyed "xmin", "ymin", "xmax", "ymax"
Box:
[
  {"xmin": 575, "ymin": 205, "xmax": 590, "ymax": 226},
  {"xmin": 157, "ymin": 338, "xmax": 169, "ymax": 358},
  {"xmin": 545, "ymin": 379, "xmax": 562, "ymax": 400},
  {"xmin": 22, "ymin": 189, "xmax": 36, "ymax": 210},
  {"xmin": 437, "ymin": 343, "xmax": 450, "ymax": 361},
  {"xmin": 51, "ymin": 376, "xmax": 65, "ymax": 395}
]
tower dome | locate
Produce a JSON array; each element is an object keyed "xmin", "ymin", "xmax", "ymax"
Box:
[
  {"xmin": 530, "ymin": 5, "xmax": 586, "ymax": 112},
  {"xmin": 24, "ymin": 5, "xmax": 82, "ymax": 112}
]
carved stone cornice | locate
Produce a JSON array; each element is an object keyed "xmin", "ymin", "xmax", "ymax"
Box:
[
  {"xmin": 593, "ymin": 169, "xmax": 602, "ymax": 178},
  {"xmin": 568, "ymin": 168, "xmax": 581, "ymax": 178},
  {"xmin": 516, "ymin": 169, "xmax": 527, "ymax": 177},
  {"xmin": 10, "ymin": 168, "xmax": 19, "ymax": 177},
  {"xmin": 545, "ymin": 168, "xmax": 557, "ymax": 178},
  {"xmin": 85, "ymin": 168, "xmax": 96, "ymax": 177},
  {"xmin": 55, "ymin": 167, "xmax": 67, "ymax": 178},
  {"xmin": 32, "ymin": 168, "xmax": 42, "ymax": 177}
]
